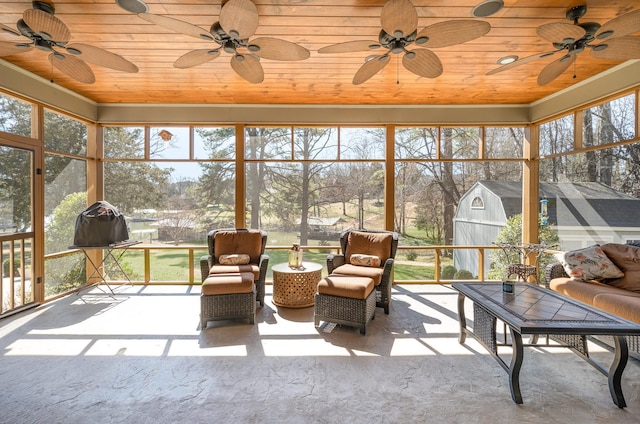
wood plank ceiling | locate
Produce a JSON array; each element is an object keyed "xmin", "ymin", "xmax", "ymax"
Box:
[{"xmin": 0, "ymin": 0, "xmax": 638, "ymax": 105}]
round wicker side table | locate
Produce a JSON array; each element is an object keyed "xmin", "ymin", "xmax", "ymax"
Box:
[{"xmin": 272, "ymin": 261, "xmax": 323, "ymax": 308}]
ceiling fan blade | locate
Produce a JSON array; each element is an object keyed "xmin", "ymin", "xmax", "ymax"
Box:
[
  {"xmin": 220, "ymin": 0, "xmax": 259, "ymax": 40},
  {"xmin": 230, "ymin": 54, "xmax": 264, "ymax": 83},
  {"xmin": 353, "ymin": 54, "xmax": 390, "ymax": 85},
  {"xmin": 486, "ymin": 50, "xmax": 560, "ymax": 75},
  {"xmin": 591, "ymin": 36, "xmax": 640, "ymax": 60},
  {"xmin": 0, "ymin": 41, "xmax": 32, "ymax": 56},
  {"xmin": 250, "ymin": 37, "xmax": 310, "ymax": 61},
  {"xmin": 537, "ymin": 23, "xmax": 585, "ymax": 43},
  {"xmin": 416, "ymin": 20, "xmax": 491, "ymax": 49},
  {"xmin": 65, "ymin": 43, "xmax": 138, "ymax": 73},
  {"xmin": 174, "ymin": 49, "xmax": 221, "ymax": 68},
  {"xmin": 402, "ymin": 48, "xmax": 443, "ymax": 78},
  {"xmin": 138, "ymin": 13, "xmax": 212, "ymax": 41},
  {"xmin": 23, "ymin": 8, "xmax": 70, "ymax": 42},
  {"xmin": 49, "ymin": 52, "xmax": 96, "ymax": 84},
  {"xmin": 381, "ymin": 0, "xmax": 418, "ymax": 38},
  {"xmin": 318, "ymin": 40, "xmax": 380, "ymax": 54},
  {"xmin": 1, "ymin": 23, "xmax": 21, "ymax": 37},
  {"xmin": 596, "ymin": 9, "xmax": 640, "ymax": 40},
  {"xmin": 537, "ymin": 55, "xmax": 575, "ymax": 86}
]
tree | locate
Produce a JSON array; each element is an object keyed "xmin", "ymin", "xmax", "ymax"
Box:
[
  {"xmin": 488, "ymin": 213, "xmax": 559, "ymax": 281},
  {"xmin": 0, "ymin": 145, "xmax": 32, "ymax": 232},
  {"xmin": 103, "ymin": 127, "xmax": 171, "ymax": 213},
  {"xmin": 45, "ymin": 192, "xmax": 87, "ymax": 254},
  {"xmin": 44, "ymin": 192, "xmax": 87, "ymax": 295}
]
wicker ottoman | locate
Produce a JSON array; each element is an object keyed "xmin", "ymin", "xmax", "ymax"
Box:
[
  {"xmin": 201, "ymin": 272, "xmax": 256, "ymax": 328},
  {"xmin": 314, "ymin": 275, "xmax": 376, "ymax": 335}
]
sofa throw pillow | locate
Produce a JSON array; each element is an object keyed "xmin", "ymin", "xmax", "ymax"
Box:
[
  {"xmin": 601, "ymin": 243, "xmax": 640, "ymax": 292},
  {"xmin": 554, "ymin": 245, "xmax": 624, "ymax": 281},
  {"xmin": 350, "ymin": 254, "xmax": 381, "ymax": 267},
  {"xmin": 219, "ymin": 253, "xmax": 251, "ymax": 265}
]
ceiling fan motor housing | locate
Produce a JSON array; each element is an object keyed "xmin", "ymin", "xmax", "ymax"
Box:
[
  {"xmin": 378, "ymin": 29, "xmax": 416, "ymax": 54},
  {"xmin": 566, "ymin": 4, "xmax": 587, "ymax": 22}
]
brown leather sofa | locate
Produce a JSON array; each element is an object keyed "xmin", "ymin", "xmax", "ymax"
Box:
[{"xmin": 546, "ymin": 243, "xmax": 640, "ymax": 352}]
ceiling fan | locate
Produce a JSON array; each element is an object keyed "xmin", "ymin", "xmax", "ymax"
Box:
[
  {"xmin": 138, "ymin": 0, "xmax": 310, "ymax": 84},
  {"xmin": 487, "ymin": 4, "xmax": 640, "ymax": 85},
  {"xmin": 318, "ymin": 0, "xmax": 491, "ymax": 85},
  {"xmin": 0, "ymin": 0, "xmax": 138, "ymax": 84}
]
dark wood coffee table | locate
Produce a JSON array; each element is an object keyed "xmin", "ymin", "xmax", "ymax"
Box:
[{"xmin": 452, "ymin": 282, "xmax": 640, "ymax": 407}]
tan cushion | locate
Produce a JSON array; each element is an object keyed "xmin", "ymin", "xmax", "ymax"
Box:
[
  {"xmin": 209, "ymin": 264, "xmax": 259, "ymax": 281},
  {"xmin": 317, "ymin": 275, "xmax": 374, "ymax": 299},
  {"xmin": 550, "ymin": 277, "xmax": 634, "ymax": 306},
  {"xmin": 601, "ymin": 243, "xmax": 640, "ymax": 293},
  {"xmin": 350, "ymin": 254, "xmax": 381, "ymax": 267},
  {"xmin": 202, "ymin": 272, "xmax": 254, "ymax": 295},
  {"xmin": 345, "ymin": 231, "xmax": 392, "ymax": 265},
  {"xmin": 214, "ymin": 230, "xmax": 263, "ymax": 263},
  {"xmin": 593, "ymin": 293, "xmax": 640, "ymax": 324},
  {"xmin": 553, "ymin": 245, "xmax": 623, "ymax": 281},
  {"xmin": 219, "ymin": 253, "xmax": 250, "ymax": 265},
  {"xmin": 332, "ymin": 263, "xmax": 384, "ymax": 285}
]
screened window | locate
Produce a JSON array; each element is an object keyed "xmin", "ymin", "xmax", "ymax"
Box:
[
  {"xmin": 395, "ymin": 127, "xmax": 437, "ymax": 159},
  {"xmin": 0, "ymin": 92, "xmax": 32, "ymax": 137},
  {"xmin": 485, "ymin": 127, "xmax": 524, "ymax": 159},
  {"xmin": 440, "ymin": 127, "xmax": 480, "ymax": 159},
  {"xmin": 44, "ymin": 110, "xmax": 86, "ymax": 155},
  {"xmin": 540, "ymin": 114, "xmax": 574, "ymax": 156},
  {"xmin": 583, "ymin": 93, "xmax": 636, "ymax": 147},
  {"xmin": 104, "ymin": 126, "xmax": 144, "ymax": 158},
  {"xmin": 340, "ymin": 127, "xmax": 385, "ymax": 160},
  {"xmin": 149, "ymin": 126, "xmax": 189, "ymax": 159}
]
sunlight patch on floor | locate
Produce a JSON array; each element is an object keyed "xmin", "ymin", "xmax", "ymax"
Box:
[
  {"xmin": 5, "ymin": 339, "xmax": 91, "ymax": 356},
  {"xmin": 261, "ymin": 339, "xmax": 369, "ymax": 356},
  {"xmin": 170, "ymin": 339, "xmax": 248, "ymax": 356}
]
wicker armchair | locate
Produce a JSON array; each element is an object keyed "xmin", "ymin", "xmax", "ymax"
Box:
[
  {"xmin": 200, "ymin": 228, "xmax": 269, "ymax": 306},
  {"xmin": 327, "ymin": 229, "xmax": 399, "ymax": 314}
]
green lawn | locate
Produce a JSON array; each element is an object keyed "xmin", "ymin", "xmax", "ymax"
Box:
[{"xmin": 115, "ymin": 248, "xmax": 437, "ymax": 282}]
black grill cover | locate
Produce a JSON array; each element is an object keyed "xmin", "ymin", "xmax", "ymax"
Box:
[{"xmin": 73, "ymin": 201, "xmax": 129, "ymax": 247}]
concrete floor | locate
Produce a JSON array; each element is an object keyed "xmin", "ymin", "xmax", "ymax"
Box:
[{"xmin": 1, "ymin": 283, "xmax": 640, "ymax": 424}]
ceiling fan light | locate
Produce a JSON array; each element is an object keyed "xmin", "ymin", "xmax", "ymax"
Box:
[
  {"xmin": 115, "ymin": 0, "xmax": 149, "ymax": 14},
  {"xmin": 569, "ymin": 45, "xmax": 585, "ymax": 55},
  {"xmin": 497, "ymin": 55, "xmax": 518, "ymax": 65},
  {"xmin": 66, "ymin": 47, "xmax": 82, "ymax": 55},
  {"xmin": 223, "ymin": 41, "xmax": 236, "ymax": 54},
  {"xmin": 415, "ymin": 36, "xmax": 429, "ymax": 45},
  {"xmin": 471, "ymin": 0, "xmax": 504, "ymax": 18},
  {"xmin": 597, "ymin": 30, "xmax": 614, "ymax": 40},
  {"xmin": 34, "ymin": 39, "xmax": 52, "ymax": 52}
]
